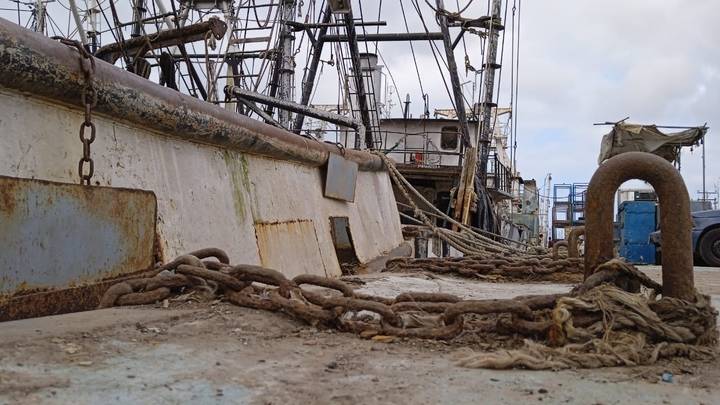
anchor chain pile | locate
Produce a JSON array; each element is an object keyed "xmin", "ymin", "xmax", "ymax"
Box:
[
  {"xmin": 99, "ymin": 248, "xmax": 718, "ymax": 369},
  {"xmin": 385, "ymin": 254, "xmax": 585, "ymax": 283}
]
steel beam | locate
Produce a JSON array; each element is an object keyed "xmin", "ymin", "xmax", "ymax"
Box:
[
  {"xmin": 226, "ymin": 85, "xmax": 365, "ymax": 136},
  {"xmin": 322, "ymin": 32, "xmax": 443, "ymax": 42}
]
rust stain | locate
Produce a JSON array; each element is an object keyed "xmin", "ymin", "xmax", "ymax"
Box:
[
  {"xmin": 154, "ymin": 230, "xmax": 166, "ymax": 264},
  {"xmin": 0, "ymin": 177, "xmax": 19, "ymax": 213},
  {"xmin": 0, "ymin": 268, "xmax": 156, "ymax": 322},
  {"xmin": 254, "ymin": 219, "xmax": 327, "ymax": 277}
]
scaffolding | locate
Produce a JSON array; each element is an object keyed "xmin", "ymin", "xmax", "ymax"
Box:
[{"xmin": 551, "ymin": 183, "xmax": 588, "ymax": 241}]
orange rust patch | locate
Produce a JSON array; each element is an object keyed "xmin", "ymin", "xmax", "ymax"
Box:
[{"xmin": 0, "ymin": 177, "xmax": 19, "ymax": 213}]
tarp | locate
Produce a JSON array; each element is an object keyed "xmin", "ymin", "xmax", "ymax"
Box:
[{"xmin": 598, "ymin": 124, "xmax": 706, "ymax": 164}]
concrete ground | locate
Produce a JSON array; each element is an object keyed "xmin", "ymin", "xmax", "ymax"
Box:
[{"xmin": 0, "ymin": 266, "xmax": 718, "ymax": 405}]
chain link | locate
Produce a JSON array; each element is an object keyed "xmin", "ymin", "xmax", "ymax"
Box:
[
  {"xmin": 97, "ymin": 248, "xmax": 611, "ymax": 340},
  {"xmin": 53, "ymin": 37, "xmax": 97, "ymax": 185}
]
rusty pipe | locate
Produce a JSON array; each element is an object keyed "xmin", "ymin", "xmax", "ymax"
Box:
[
  {"xmin": 567, "ymin": 226, "xmax": 585, "ymax": 258},
  {"xmin": 585, "ymin": 152, "xmax": 693, "ymax": 300},
  {"xmin": 95, "ymin": 17, "xmax": 227, "ymax": 64},
  {"xmin": 552, "ymin": 240, "xmax": 568, "ymax": 260}
]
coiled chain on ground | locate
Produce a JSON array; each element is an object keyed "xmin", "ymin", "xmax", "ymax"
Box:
[{"xmin": 98, "ymin": 248, "xmax": 716, "ymax": 360}]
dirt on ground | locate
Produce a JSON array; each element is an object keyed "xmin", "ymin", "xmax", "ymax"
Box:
[{"xmin": 0, "ymin": 267, "xmax": 719, "ymax": 405}]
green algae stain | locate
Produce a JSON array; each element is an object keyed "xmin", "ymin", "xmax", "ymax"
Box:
[{"xmin": 223, "ymin": 151, "xmax": 253, "ymax": 223}]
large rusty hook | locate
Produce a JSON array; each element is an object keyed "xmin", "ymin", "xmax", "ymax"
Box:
[
  {"xmin": 585, "ymin": 152, "xmax": 694, "ymax": 300},
  {"xmin": 567, "ymin": 226, "xmax": 585, "ymax": 258},
  {"xmin": 552, "ymin": 240, "xmax": 568, "ymax": 260}
]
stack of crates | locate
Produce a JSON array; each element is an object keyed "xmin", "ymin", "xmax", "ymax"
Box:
[{"xmin": 618, "ymin": 201, "xmax": 657, "ymax": 264}]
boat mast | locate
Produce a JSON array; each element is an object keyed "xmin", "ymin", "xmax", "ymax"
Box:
[
  {"xmin": 32, "ymin": 0, "xmax": 46, "ymax": 33},
  {"xmin": 434, "ymin": 0, "xmax": 475, "ymax": 227},
  {"xmin": 450, "ymin": 0, "xmax": 503, "ymax": 228},
  {"xmin": 435, "ymin": 0, "xmax": 470, "ymax": 146},
  {"xmin": 67, "ymin": 0, "xmax": 89, "ymax": 45},
  {"xmin": 292, "ymin": 5, "xmax": 333, "ymax": 134},
  {"xmin": 477, "ymin": 0, "xmax": 502, "ymax": 180},
  {"xmin": 277, "ymin": 0, "xmax": 296, "ymax": 128},
  {"xmin": 339, "ymin": 7, "xmax": 375, "ymax": 149}
]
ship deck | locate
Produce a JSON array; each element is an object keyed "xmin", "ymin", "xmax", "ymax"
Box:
[{"xmin": 1, "ymin": 266, "xmax": 719, "ymax": 405}]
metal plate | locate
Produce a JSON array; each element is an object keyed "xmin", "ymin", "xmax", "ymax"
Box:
[
  {"xmin": 324, "ymin": 153, "xmax": 358, "ymax": 202},
  {"xmin": 255, "ymin": 219, "xmax": 327, "ymax": 278},
  {"xmin": 329, "ymin": 217, "xmax": 353, "ymax": 249},
  {"xmin": 0, "ymin": 176, "xmax": 156, "ymax": 293}
]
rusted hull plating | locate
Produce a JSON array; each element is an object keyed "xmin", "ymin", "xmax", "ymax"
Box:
[
  {"xmin": 584, "ymin": 152, "xmax": 693, "ymax": 300},
  {"xmin": 0, "ymin": 176, "xmax": 157, "ymax": 293}
]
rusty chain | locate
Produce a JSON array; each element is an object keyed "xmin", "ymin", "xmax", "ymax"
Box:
[
  {"xmin": 98, "ymin": 248, "xmax": 671, "ymax": 342},
  {"xmin": 53, "ymin": 37, "xmax": 97, "ymax": 185},
  {"xmin": 384, "ymin": 255, "xmax": 585, "ymax": 283}
]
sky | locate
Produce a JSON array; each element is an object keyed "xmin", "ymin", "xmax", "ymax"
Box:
[
  {"xmin": 350, "ymin": 0, "xmax": 718, "ymax": 203},
  {"xmin": 508, "ymin": 0, "xmax": 718, "ymax": 203},
  {"xmin": 2, "ymin": 0, "xmax": 717, "ymax": 204}
]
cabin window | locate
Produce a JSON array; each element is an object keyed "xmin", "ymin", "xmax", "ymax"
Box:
[{"xmin": 440, "ymin": 126, "xmax": 459, "ymax": 150}]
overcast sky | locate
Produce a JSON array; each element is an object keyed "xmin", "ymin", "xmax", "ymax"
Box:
[
  {"xmin": 2, "ymin": 0, "xmax": 717, "ymax": 203},
  {"xmin": 352, "ymin": 0, "xmax": 718, "ymax": 202},
  {"xmin": 510, "ymin": 0, "xmax": 717, "ymax": 202}
]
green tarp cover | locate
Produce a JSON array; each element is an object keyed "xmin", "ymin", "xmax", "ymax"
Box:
[{"xmin": 598, "ymin": 123, "xmax": 706, "ymax": 164}]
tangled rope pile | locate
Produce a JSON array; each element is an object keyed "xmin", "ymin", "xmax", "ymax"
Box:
[
  {"xmin": 99, "ymin": 249, "xmax": 718, "ymax": 370},
  {"xmin": 385, "ymin": 254, "xmax": 584, "ymax": 283}
]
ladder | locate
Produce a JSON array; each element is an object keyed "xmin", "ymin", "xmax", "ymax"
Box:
[{"xmin": 334, "ymin": 13, "xmax": 382, "ymax": 149}]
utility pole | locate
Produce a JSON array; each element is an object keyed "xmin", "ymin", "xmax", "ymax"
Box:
[
  {"xmin": 435, "ymin": 0, "xmax": 474, "ymax": 227},
  {"xmin": 277, "ymin": 0, "xmax": 296, "ymax": 128},
  {"xmin": 403, "ymin": 94, "xmax": 411, "ymax": 119},
  {"xmin": 86, "ymin": 0, "xmax": 99, "ymax": 52}
]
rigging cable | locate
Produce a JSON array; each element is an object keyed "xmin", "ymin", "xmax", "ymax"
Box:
[
  {"xmin": 413, "ymin": 0, "xmax": 478, "ymax": 115},
  {"xmin": 400, "ymin": 0, "xmax": 426, "ymax": 99},
  {"xmin": 376, "ymin": 51, "xmax": 405, "ymax": 116},
  {"xmin": 489, "ymin": 0, "xmax": 510, "ymax": 146},
  {"xmin": 513, "ymin": 0, "xmax": 521, "ymax": 171},
  {"xmin": 410, "ymin": 0, "xmax": 457, "ymax": 117},
  {"xmin": 508, "ymin": 0, "xmax": 516, "ymax": 173}
]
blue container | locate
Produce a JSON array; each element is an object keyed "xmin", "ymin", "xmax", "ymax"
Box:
[{"xmin": 618, "ymin": 201, "xmax": 657, "ymax": 264}]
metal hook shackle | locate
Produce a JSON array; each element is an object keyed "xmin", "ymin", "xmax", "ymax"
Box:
[{"xmin": 585, "ymin": 152, "xmax": 694, "ymax": 300}]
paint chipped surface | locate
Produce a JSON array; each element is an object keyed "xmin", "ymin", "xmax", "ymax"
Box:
[{"xmin": 0, "ymin": 176, "xmax": 156, "ymax": 293}]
